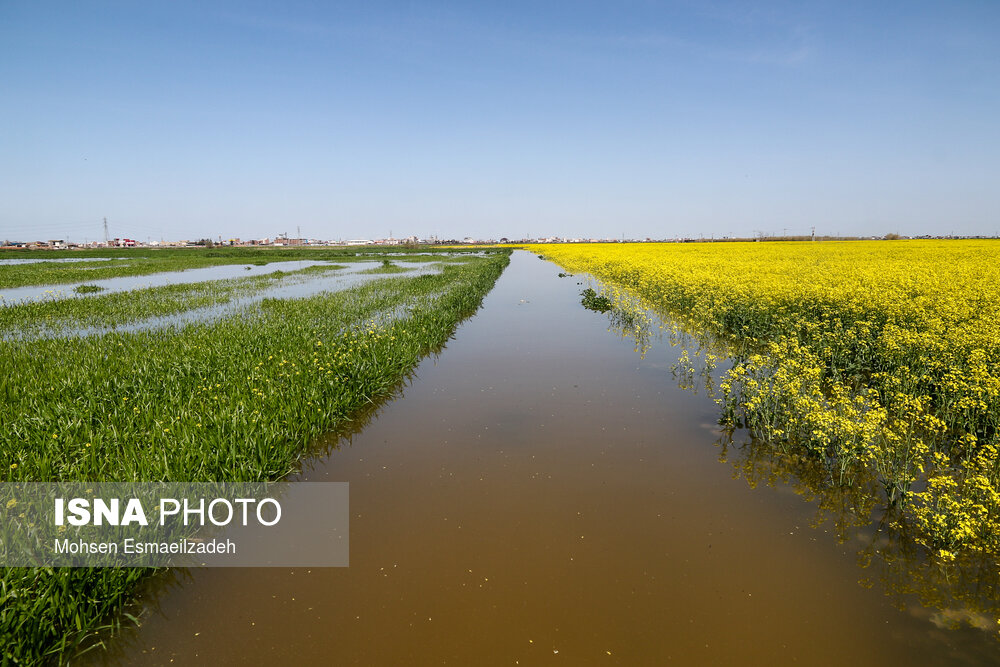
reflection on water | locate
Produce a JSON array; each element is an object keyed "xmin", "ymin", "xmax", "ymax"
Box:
[
  {"xmin": 89, "ymin": 262, "xmax": 442, "ymax": 338},
  {"xmin": 0, "ymin": 260, "xmax": 331, "ymax": 304},
  {"xmin": 718, "ymin": 429, "xmax": 1000, "ymax": 644},
  {"xmin": 590, "ymin": 277, "xmax": 1000, "ymax": 643},
  {"xmin": 98, "ymin": 252, "xmax": 999, "ymax": 665},
  {"xmin": 0, "ymin": 257, "xmax": 124, "ymax": 265},
  {"xmin": 3, "ymin": 263, "xmax": 444, "ymax": 340}
]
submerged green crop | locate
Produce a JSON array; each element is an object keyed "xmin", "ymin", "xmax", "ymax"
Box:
[{"xmin": 0, "ymin": 249, "xmax": 509, "ymax": 664}]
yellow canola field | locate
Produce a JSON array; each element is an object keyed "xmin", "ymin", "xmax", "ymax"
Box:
[{"xmin": 528, "ymin": 240, "xmax": 1000, "ymax": 558}]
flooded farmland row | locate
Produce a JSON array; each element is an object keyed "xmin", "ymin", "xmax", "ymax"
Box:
[
  {"xmin": 0, "ymin": 259, "xmax": 337, "ymax": 304},
  {"xmin": 2, "ymin": 260, "xmax": 446, "ymax": 340},
  {"xmin": 105, "ymin": 251, "xmax": 999, "ymax": 665}
]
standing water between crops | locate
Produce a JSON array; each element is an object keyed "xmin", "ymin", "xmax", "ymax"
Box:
[
  {"xmin": 0, "ymin": 260, "xmax": 330, "ymax": 304},
  {"xmin": 103, "ymin": 251, "xmax": 999, "ymax": 665}
]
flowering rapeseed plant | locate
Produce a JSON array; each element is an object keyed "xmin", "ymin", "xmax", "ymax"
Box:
[{"xmin": 530, "ymin": 240, "xmax": 1000, "ymax": 557}]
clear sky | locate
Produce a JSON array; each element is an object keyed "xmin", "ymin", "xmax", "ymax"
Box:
[{"xmin": 2, "ymin": 1, "xmax": 998, "ymax": 242}]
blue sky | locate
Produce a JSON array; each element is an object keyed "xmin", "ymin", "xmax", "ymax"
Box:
[{"xmin": 2, "ymin": 1, "xmax": 998, "ymax": 242}]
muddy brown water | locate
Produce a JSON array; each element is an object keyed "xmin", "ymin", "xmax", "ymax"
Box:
[{"xmin": 102, "ymin": 251, "xmax": 999, "ymax": 665}]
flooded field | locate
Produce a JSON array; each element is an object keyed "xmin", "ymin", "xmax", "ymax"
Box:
[
  {"xmin": 103, "ymin": 252, "xmax": 1000, "ymax": 665},
  {"xmin": 0, "ymin": 257, "xmax": 124, "ymax": 265},
  {"xmin": 0, "ymin": 259, "xmax": 331, "ymax": 304},
  {"xmin": 0, "ymin": 249, "xmax": 510, "ymax": 663},
  {"xmin": 3, "ymin": 260, "xmax": 446, "ymax": 340}
]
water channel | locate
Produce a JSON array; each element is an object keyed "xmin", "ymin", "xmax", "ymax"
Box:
[{"xmin": 102, "ymin": 251, "xmax": 999, "ymax": 665}]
